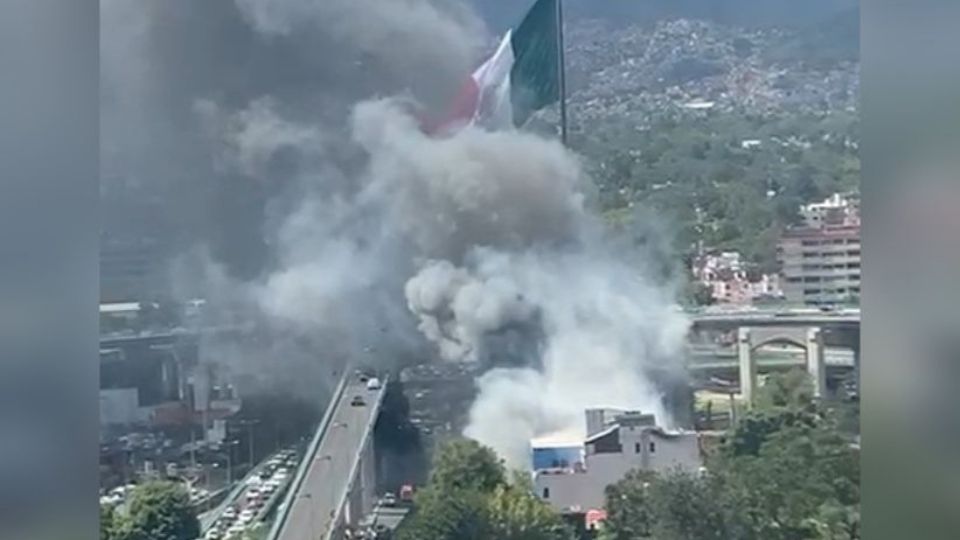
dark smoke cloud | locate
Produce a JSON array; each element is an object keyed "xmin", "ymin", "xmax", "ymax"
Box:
[
  {"xmin": 102, "ymin": 0, "xmax": 690, "ymax": 466},
  {"xmin": 101, "ymin": 0, "xmax": 483, "ymax": 279}
]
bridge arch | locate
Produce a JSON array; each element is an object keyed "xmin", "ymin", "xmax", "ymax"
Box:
[
  {"xmin": 750, "ymin": 334, "xmax": 807, "ymax": 352},
  {"xmin": 737, "ymin": 326, "xmax": 825, "ymax": 404}
]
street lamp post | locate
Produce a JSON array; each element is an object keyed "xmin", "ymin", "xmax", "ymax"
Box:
[
  {"xmin": 234, "ymin": 419, "xmax": 259, "ymax": 467},
  {"xmin": 224, "ymin": 439, "xmax": 240, "ymax": 484}
]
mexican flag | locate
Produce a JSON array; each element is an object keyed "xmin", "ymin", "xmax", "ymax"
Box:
[{"xmin": 425, "ymin": 0, "xmax": 562, "ymax": 135}]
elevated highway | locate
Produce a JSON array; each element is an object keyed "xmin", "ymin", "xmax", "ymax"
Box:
[
  {"xmin": 271, "ymin": 373, "xmax": 386, "ymax": 540},
  {"xmin": 688, "ymin": 345, "xmax": 855, "ymax": 370},
  {"xmin": 690, "ymin": 308, "xmax": 860, "ymax": 331}
]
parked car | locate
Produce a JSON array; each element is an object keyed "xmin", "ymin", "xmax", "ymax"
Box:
[{"xmin": 381, "ymin": 492, "xmax": 397, "ymax": 507}]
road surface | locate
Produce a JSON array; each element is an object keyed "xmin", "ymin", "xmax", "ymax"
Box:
[{"xmin": 276, "ymin": 378, "xmax": 384, "ymax": 540}]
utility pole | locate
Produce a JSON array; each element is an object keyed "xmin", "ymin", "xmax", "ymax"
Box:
[
  {"xmin": 235, "ymin": 419, "xmax": 259, "ymax": 467},
  {"xmin": 556, "ymin": 0, "xmax": 568, "ymax": 145},
  {"xmin": 224, "ymin": 440, "xmax": 239, "ymax": 484}
]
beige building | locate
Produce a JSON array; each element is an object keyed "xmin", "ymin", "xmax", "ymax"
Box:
[
  {"xmin": 533, "ymin": 410, "xmax": 702, "ymax": 513},
  {"xmin": 778, "ymin": 224, "xmax": 861, "ymax": 306}
]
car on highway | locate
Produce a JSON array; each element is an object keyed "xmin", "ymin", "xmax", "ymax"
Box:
[
  {"xmin": 238, "ymin": 508, "xmax": 255, "ymax": 523},
  {"xmin": 351, "ymin": 395, "xmax": 366, "ymax": 407},
  {"xmin": 399, "ymin": 484, "xmax": 415, "ymax": 504},
  {"xmin": 265, "ymin": 477, "xmax": 282, "ymax": 488},
  {"xmin": 222, "ymin": 506, "xmax": 238, "ymax": 519},
  {"xmin": 381, "ymin": 492, "xmax": 397, "ymax": 507},
  {"xmin": 366, "ymin": 377, "xmax": 382, "ymax": 390}
]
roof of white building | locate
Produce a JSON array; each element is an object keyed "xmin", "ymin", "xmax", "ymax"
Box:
[
  {"xmin": 100, "ymin": 302, "xmax": 141, "ymax": 314},
  {"xmin": 532, "ymin": 427, "xmax": 584, "ymax": 449}
]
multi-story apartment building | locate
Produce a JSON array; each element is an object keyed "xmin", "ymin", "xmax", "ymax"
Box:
[{"xmin": 779, "ymin": 224, "xmax": 861, "ymax": 306}]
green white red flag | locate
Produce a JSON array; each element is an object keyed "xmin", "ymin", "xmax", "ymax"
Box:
[{"xmin": 424, "ymin": 0, "xmax": 562, "ymax": 135}]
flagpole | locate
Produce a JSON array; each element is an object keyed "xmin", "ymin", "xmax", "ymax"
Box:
[{"xmin": 555, "ymin": 0, "xmax": 568, "ymax": 146}]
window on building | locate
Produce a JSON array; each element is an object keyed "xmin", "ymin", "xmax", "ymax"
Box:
[
  {"xmin": 649, "ymin": 442, "xmax": 656, "ymax": 453},
  {"xmin": 787, "ymin": 277, "xmax": 802, "ymax": 283},
  {"xmin": 847, "ymin": 262, "xmax": 860, "ymax": 269},
  {"xmin": 542, "ymin": 487, "xmax": 550, "ymax": 499},
  {"xmin": 635, "ymin": 442, "xmax": 641, "ymax": 454},
  {"xmin": 847, "ymin": 250, "xmax": 861, "ymax": 256},
  {"xmin": 801, "ymin": 240, "xmax": 818, "ymax": 247}
]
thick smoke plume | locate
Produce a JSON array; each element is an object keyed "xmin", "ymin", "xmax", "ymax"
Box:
[{"xmin": 101, "ymin": 0, "xmax": 689, "ymax": 468}]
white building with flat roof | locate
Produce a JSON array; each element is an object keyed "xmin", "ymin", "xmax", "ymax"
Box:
[
  {"xmin": 533, "ymin": 409, "xmax": 702, "ymax": 513},
  {"xmin": 801, "ymin": 193, "xmax": 860, "ymax": 229}
]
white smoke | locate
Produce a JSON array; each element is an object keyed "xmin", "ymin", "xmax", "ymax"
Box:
[
  {"xmin": 406, "ymin": 248, "xmax": 689, "ymax": 468},
  {"xmin": 101, "ymin": 0, "xmax": 691, "ymax": 467}
]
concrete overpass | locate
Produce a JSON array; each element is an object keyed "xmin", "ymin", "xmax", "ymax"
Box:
[
  {"xmin": 688, "ymin": 308, "xmax": 860, "ymax": 403},
  {"xmin": 269, "ymin": 372, "xmax": 386, "ymax": 540},
  {"xmin": 690, "ymin": 308, "xmax": 859, "ymax": 333},
  {"xmin": 688, "ymin": 345, "xmax": 855, "ymax": 370}
]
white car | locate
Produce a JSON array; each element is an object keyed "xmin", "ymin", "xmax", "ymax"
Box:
[
  {"xmin": 222, "ymin": 507, "xmax": 238, "ymax": 519},
  {"xmin": 366, "ymin": 377, "xmax": 382, "ymax": 390},
  {"xmin": 265, "ymin": 478, "xmax": 282, "ymax": 488},
  {"xmin": 238, "ymin": 509, "xmax": 255, "ymax": 523}
]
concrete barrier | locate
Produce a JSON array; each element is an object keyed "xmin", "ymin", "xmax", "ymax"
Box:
[
  {"xmin": 324, "ymin": 376, "xmax": 388, "ymax": 540},
  {"xmin": 266, "ymin": 372, "xmax": 350, "ymax": 540}
]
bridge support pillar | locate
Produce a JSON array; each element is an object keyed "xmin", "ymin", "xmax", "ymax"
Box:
[
  {"xmin": 806, "ymin": 327, "xmax": 826, "ymax": 398},
  {"xmin": 737, "ymin": 327, "xmax": 756, "ymax": 405}
]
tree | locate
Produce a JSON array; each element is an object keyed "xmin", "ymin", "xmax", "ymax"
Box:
[
  {"xmin": 602, "ymin": 470, "xmax": 655, "ymax": 539},
  {"xmin": 602, "ymin": 372, "xmax": 859, "ymax": 540},
  {"xmin": 646, "ymin": 472, "xmax": 730, "ymax": 540},
  {"xmin": 714, "ymin": 371, "xmax": 859, "ymax": 539},
  {"xmin": 399, "ymin": 487, "xmax": 495, "ymax": 540},
  {"xmin": 429, "ymin": 438, "xmax": 507, "ymax": 494},
  {"xmin": 112, "ymin": 482, "xmax": 200, "ymax": 540},
  {"xmin": 399, "ymin": 440, "xmax": 573, "ymax": 540},
  {"xmin": 101, "ymin": 504, "xmax": 119, "ymax": 540},
  {"xmin": 488, "ymin": 474, "xmax": 574, "ymax": 540}
]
